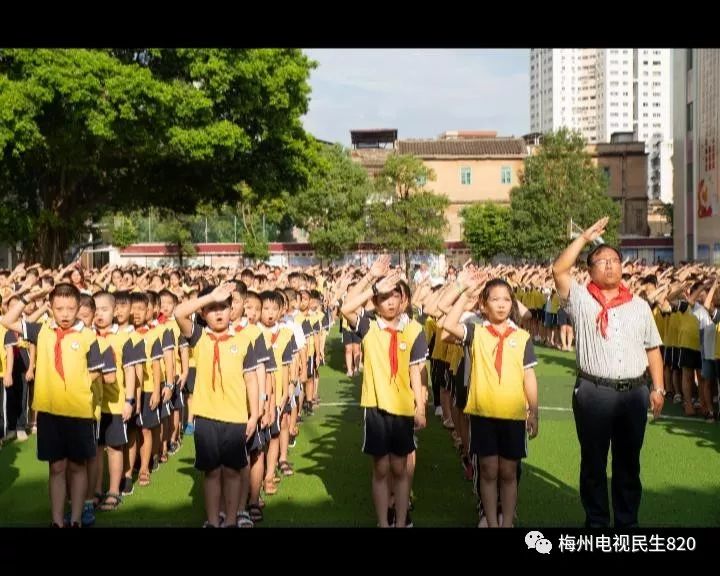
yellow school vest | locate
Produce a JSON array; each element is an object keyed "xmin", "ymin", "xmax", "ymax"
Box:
[
  {"xmin": 361, "ymin": 318, "xmax": 424, "ymax": 417},
  {"xmin": 465, "ymin": 323, "xmax": 531, "ymax": 421},
  {"xmin": 32, "ymin": 321, "xmax": 101, "ymax": 419},
  {"xmin": 192, "ymin": 328, "xmax": 255, "ymax": 424}
]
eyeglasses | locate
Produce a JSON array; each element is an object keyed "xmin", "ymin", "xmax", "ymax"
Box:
[{"xmin": 591, "ymin": 258, "xmax": 621, "ymax": 267}]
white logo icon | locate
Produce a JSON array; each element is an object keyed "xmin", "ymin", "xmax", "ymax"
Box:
[{"xmin": 525, "ymin": 531, "xmax": 552, "ymax": 554}]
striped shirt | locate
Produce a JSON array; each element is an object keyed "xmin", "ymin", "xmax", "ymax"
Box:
[{"xmin": 563, "ymin": 279, "xmax": 662, "ymax": 379}]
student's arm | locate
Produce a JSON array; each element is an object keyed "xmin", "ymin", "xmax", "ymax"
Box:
[
  {"xmin": 704, "ymin": 278, "xmax": 718, "ymax": 311},
  {"xmin": 161, "ymin": 329, "xmax": 176, "ymax": 402},
  {"xmin": 340, "ymin": 255, "xmax": 393, "ymax": 327},
  {"xmin": 177, "ymin": 341, "xmax": 190, "ymax": 391},
  {"xmin": 4, "ymin": 336, "xmax": 15, "ymax": 389},
  {"xmin": 26, "ymin": 302, "xmax": 49, "ymax": 323},
  {"xmin": 0, "ymin": 286, "xmax": 44, "ymax": 334},
  {"xmin": 244, "ymin": 356, "xmax": 260, "ymax": 440},
  {"xmin": 552, "ymin": 216, "xmax": 609, "ymax": 300},
  {"xmin": 441, "ymin": 271, "xmax": 484, "ymax": 342},
  {"xmin": 409, "ymin": 329, "xmax": 429, "ymax": 430},
  {"xmin": 174, "ymin": 282, "xmax": 235, "ymax": 338},
  {"xmin": 86, "ymin": 339, "xmax": 105, "ymax": 382},
  {"xmin": 100, "ymin": 345, "xmax": 117, "ymax": 384},
  {"xmin": 25, "ymin": 343, "xmax": 36, "ymax": 383},
  {"xmin": 524, "ymin": 369, "xmax": 539, "ymax": 438},
  {"xmin": 121, "ymin": 340, "xmax": 141, "ymax": 422}
]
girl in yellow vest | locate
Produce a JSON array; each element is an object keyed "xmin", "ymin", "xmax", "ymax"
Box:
[
  {"xmin": 442, "ymin": 275, "xmax": 539, "ymax": 528},
  {"xmin": 340, "ymin": 255, "xmax": 428, "ymax": 528}
]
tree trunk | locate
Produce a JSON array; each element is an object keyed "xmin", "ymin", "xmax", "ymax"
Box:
[{"xmin": 404, "ymin": 248, "xmax": 411, "ymax": 283}]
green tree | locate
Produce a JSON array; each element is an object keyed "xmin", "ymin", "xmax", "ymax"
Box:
[
  {"xmin": 154, "ymin": 210, "xmax": 196, "ymax": 268},
  {"xmin": 369, "ymin": 154, "xmax": 449, "ymax": 276},
  {"xmin": 508, "ymin": 128, "xmax": 621, "ymax": 262},
  {"xmin": 290, "ymin": 143, "xmax": 371, "ymax": 262},
  {"xmin": 461, "ymin": 203, "xmax": 511, "ymax": 263},
  {"xmin": 101, "ymin": 213, "xmax": 139, "ymax": 248},
  {"xmin": 0, "ymin": 49, "xmax": 316, "ymax": 266},
  {"xmin": 235, "ymin": 183, "xmax": 286, "ymax": 264}
]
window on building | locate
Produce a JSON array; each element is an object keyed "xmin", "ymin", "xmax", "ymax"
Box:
[
  {"xmin": 461, "ymin": 167, "xmax": 471, "ymax": 186},
  {"xmin": 501, "ymin": 166, "xmax": 512, "ymax": 185}
]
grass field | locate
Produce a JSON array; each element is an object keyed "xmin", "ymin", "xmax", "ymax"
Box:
[{"xmin": 1, "ymin": 329, "xmax": 719, "ymax": 527}]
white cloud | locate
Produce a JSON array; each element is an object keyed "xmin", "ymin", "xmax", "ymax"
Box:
[{"xmin": 303, "ymin": 49, "xmax": 529, "ymax": 145}]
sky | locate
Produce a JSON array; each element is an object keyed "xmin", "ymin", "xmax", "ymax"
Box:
[{"xmin": 302, "ymin": 49, "xmax": 530, "ymax": 146}]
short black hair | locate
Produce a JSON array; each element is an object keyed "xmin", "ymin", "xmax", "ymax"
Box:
[{"xmin": 586, "ymin": 244, "xmax": 622, "ymax": 267}]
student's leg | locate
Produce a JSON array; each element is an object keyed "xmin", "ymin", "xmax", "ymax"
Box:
[
  {"xmin": 140, "ymin": 428, "xmax": 153, "ymax": 480},
  {"xmin": 478, "ymin": 456, "xmax": 500, "ymax": 528},
  {"xmin": 49, "ymin": 458, "xmax": 68, "ymax": 526},
  {"xmin": 238, "ymin": 462, "xmax": 250, "ymax": 512},
  {"xmin": 567, "ymin": 325, "xmax": 575, "ymax": 350},
  {"xmin": 107, "ymin": 445, "xmax": 125, "ymax": 494},
  {"xmin": 86, "ymin": 455, "xmax": 99, "ymax": 505},
  {"xmin": 265, "ymin": 437, "xmax": 280, "ymax": 488},
  {"xmin": 560, "ymin": 325, "xmax": 569, "ymax": 351},
  {"xmin": 390, "ymin": 452, "xmax": 415, "ymax": 528},
  {"xmin": 344, "ymin": 343, "xmax": 354, "ymax": 376},
  {"xmin": 498, "ymin": 458, "xmax": 518, "ymax": 528},
  {"xmin": 185, "ymin": 394, "xmax": 194, "ymax": 431},
  {"xmin": 372, "ymin": 455, "xmax": 391, "ymax": 527},
  {"xmin": 151, "ymin": 426, "xmax": 161, "ymax": 467},
  {"xmin": 681, "ymin": 367, "xmax": 695, "ymax": 414},
  {"xmin": 68, "ymin": 459, "xmax": 89, "ymax": 525},
  {"xmin": 222, "ymin": 466, "xmax": 242, "ymax": 526},
  {"xmin": 249, "ymin": 451, "xmax": 264, "ymax": 507},
  {"xmin": 279, "ymin": 412, "xmax": 290, "ymax": 465},
  {"xmin": 203, "ymin": 467, "xmax": 222, "ymax": 526},
  {"xmin": 124, "ymin": 427, "xmax": 138, "ymax": 485},
  {"xmin": 18, "ymin": 372, "xmax": 29, "ymax": 432},
  {"xmin": 352, "ymin": 343, "xmax": 362, "ymax": 374}
]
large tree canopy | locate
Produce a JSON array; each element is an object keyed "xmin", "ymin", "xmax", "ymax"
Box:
[{"xmin": 0, "ymin": 48, "xmax": 316, "ymax": 265}]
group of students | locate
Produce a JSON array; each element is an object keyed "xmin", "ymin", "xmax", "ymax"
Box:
[
  {"xmin": 1, "ymin": 254, "xmax": 718, "ymax": 528},
  {"xmin": 0, "ymin": 263, "xmax": 334, "ymax": 528}
]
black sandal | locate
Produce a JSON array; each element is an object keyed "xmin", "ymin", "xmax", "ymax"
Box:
[
  {"xmin": 98, "ymin": 492, "xmax": 123, "ymax": 511},
  {"xmin": 248, "ymin": 503, "xmax": 263, "ymax": 522}
]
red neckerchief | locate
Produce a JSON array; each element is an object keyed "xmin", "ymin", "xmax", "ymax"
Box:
[
  {"xmin": 206, "ymin": 332, "xmax": 232, "ymax": 392},
  {"xmin": 484, "ymin": 324, "xmax": 516, "ymax": 380},
  {"xmin": 586, "ymin": 282, "xmax": 633, "ymax": 339}
]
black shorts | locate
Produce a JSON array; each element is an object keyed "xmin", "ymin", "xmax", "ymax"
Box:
[
  {"xmin": 37, "ymin": 412, "xmax": 97, "ymax": 463},
  {"xmin": 171, "ymin": 381, "xmax": 184, "ymax": 412},
  {"xmin": 453, "ymin": 362, "xmax": 468, "ymax": 411},
  {"xmin": 543, "ymin": 312, "xmax": 558, "ymax": 328},
  {"xmin": 431, "ymin": 360, "xmax": 449, "ymax": 392},
  {"xmin": 247, "ymin": 426, "xmax": 271, "ymax": 454},
  {"xmin": 269, "ymin": 406, "xmax": 282, "ymax": 438},
  {"xmin": 530, "ymin": 309, "xmax": 542, "ymax": 321},
  {"xmin": 670, "ymin": 347, "xmax": 681, "ymax": 371},
  {"xmin": 137, "ymin": 392, "xmax": 161, "ymax": 430},
  {"xmin": 98, "ymin": 413, "xmax": 128, "ymax": 447},
  {"xmin": 678, "ymin": 347, "xmax": 702, "ymax": 371},
  {"xmin": 306, "ymin": 357, "xmax": 316, "ymax": 380},
  {"xmin": 663, "ymin": 345, "xmax": 672, "ymax": 368},
  {"xmin": 160, "ymin": 390, "xmax": 173, "ymax": 420},
  {"xmin": 362, "ymin": 407, "xmax": 415, "ymax": 457},
  {"xmin": 557, "ymin": 308, "xmax": 571, "ymax": 327},
  {"xmin": 193, "ymin": 416, "xmax": 248, "ymax": 472},
  {"xmin": 469, "ymin": 415, "xmax": 527, "ymax": 460},
  {"xmin": 183, "ymin": 367, "xmax": 197, "ymax": 395},
  {"xmin": 342, "ymin": 329, "xmax": 361, "ymax": 346}
]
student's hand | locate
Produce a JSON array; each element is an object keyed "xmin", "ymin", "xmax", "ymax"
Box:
[
  {"xmin": 3, "ymin": 378, "xmax": 13, "ymax": 389},
  {"xmin": 245, "ymin": 416, "xmax": 258, "ymax": 440},
  {"xmin": 210, "ymin": 282, "xmax": 235, "ymax": 303},
  {"xmin": 375, "ymin": 269, "xmax": 401, "ymax": 294},
  {"xmin": 650, "ymin": 389, "xmax": 665, "ymax": 420},
  {"xmin": 149, "ymin": 391, "xmax": 160, "ymax": 410},
  {"xmin": 162, "ymin": 386, "xmax": 172, "ymax": 403},
  {"xmin": 25, "ymin": 368, "xmax": 34, "ymax": 382},
  {"xmin": 260, "ymin": 410, "xmax": 271, "ymax": 429},
  {"xmin": 122, "ymin": 402, "xmax": 133, "ymax": 423},
  {"xmin": 369, "ymin": 254, "xmax": 391, "ymax": 280},
  {"xmin": 526, "ymin": 411, "xmax": 539, "ymax": 439},
  {"xmin": 581, "ymin": 217, "xmax": 609, "ymax": 243},
  {"xmin": 413, "ymin": 405, "xmax": 426, "ymax": 431},
  {"xmin": 177, "ymin": 372, "xmax": 188, "ymax": 391}
]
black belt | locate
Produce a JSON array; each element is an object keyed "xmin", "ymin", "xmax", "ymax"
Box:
[{"xmin": 577, "ymin": 371, "xmax": 649, "ymax": 392}]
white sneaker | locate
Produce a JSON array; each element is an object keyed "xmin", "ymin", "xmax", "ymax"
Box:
[
  {"xmin": 4, "ymin": 430, "xmax": 16, "ymax": 442},
  {"xmin": 434, "ymin": 406, "xmax": 443, "ymax": 417},
  {"xmin": 16, "ymin": 430, "xmax": 28, "ymax": 442},
  {"xmin": 673, "ymin": 394, "xmax": 683, "ymax": 404}
]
